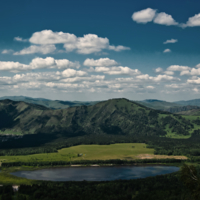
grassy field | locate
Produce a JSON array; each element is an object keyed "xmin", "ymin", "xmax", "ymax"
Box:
[
  {"xmin": 0, "ymin": 171, "xmax": 36, "ymax": 185},
  {"xmin": 0, "ymin": 143, "xmax": 187, "ymax": 165},
  {"xmin": 59, "ymin": 143, "xmax": 154, "ymax": 160}
]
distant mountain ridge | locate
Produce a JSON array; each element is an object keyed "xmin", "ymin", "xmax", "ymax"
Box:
[
  {"xmin": 0, "ymin": 96, "xmax": 99, "ymax": 110},
  {"xmin": 141, "ymin": 99, "xmax": 165, "ymax": 103},
  {"xmin": 1, "ymin": 96, "xmax": 200, "ymax": 114},
  {"xmin": 174, "ymin": 99, "xmax": 200, "ymax": 107},
  {"xmin": 164, "ymin": 105, "xmax": 200, "ymax": 114},
  {"xmin": 135, "ymin": 99, "xmax": 180, "ymax": 111},
  {"xmin": 136, "ymin": 99, "xmax": 200, "ymax": 114}
]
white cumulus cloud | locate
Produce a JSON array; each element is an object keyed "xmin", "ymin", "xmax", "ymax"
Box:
[
  {"xmin": 19, "ymin": 30, "xmax": 130, "ymax": 54},
  {"xmin": 14, "ymin": 37, "xmax": 28, "ymax": 42},
  {"xmin": 155, "ymin": 67, "xmax": 163, "ymax": 73},
  {"xmin": 29, "ymin": 30, "xmax": 77, "ymax": 44},
  {"xmin": 163, "ymin": 49, "xmax": 171, "ymax": 53},
  {"xmin": 163, "ymin": 39, "xmax": 178, "ymax": 44},
  {"xmin": 83, "ymin": 58, "xmax": 118, "ymax": 67},
  {"xmin": 14, "ymin": 45, "xmax": 56, "ymax": 55},
  {"xmin": 0, "ymin": 57, "xmax": 80, "ymax": 72},
  {"xmin": 132, "ymin": 9, "xmax": 200, "ymax": 29},
  {"xmin": 61, "ymin": 69, "xmax": 87, "ymax": 77},
  {"xmin": 0, "ymin": 61, "xmax": 28, "ymax": 72},
  {"xmin": 153, "ymin": 12, "xmax": 178, "ymax": 26},
  {"xmin": 68, "ymin": 34, "xmax": 109, "ymax": 54},
  {"xmin": 55, "ymin": 59, "xmax": 80, "ymax": 69},
  {"xmin": 164, "ymin": 71, "xmax": 174, "ymax": 75},
  {"xmin": 1, "ymin": 49, "xmax": 14, "ymax": 54},
  {"xmin": 167, "ymin": 65, "xmax": 191, "ymax": 71},
  {"xmin": 146, "ymin": 86, "xmax": 155, "ymax": 89},
  {"xmin": 108, "ymin": 45, "xmax": 131, "ymax": 51},
  {"xmin": 182, "ymin": 13, "xmax": 200, "ymax": 27},
  {"xmin": 196, "ymin": 64, "xmax": 200, "ymax": 68},
  {"xmin": 151, "ymin": 74, "xmax": 180, "ymax": 82},
  {"xmin": 187, "ymin": 77, "xmax": 200, "ymax": 84},
  {"xmin": 132, "ymin": 8, "xmax": 156, "ymax": 23},
  {"xmin": 95, "ymin": 66, "xmax": 141, "ymax": 76}
]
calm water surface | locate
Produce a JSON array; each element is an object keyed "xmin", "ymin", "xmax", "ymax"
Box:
[{"xmin": 11, "ymin": 166, "xmax": 179, "ymax": 181}]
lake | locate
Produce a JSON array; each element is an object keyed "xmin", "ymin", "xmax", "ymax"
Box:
[{"xmin": 11, "ymin": 165, "xmax": 179, "ymax": 181}]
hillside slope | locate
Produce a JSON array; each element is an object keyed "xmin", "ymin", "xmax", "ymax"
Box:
[{"xmin": 0, "ymin": 98, "xmax": 197, "ymax": 138}]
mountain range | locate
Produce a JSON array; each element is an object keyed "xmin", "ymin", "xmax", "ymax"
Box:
[
  {"xmin": 0, "ymin": 98, "xmax": 198, "ymax": 138},
  {"xmin": 0, "ymin": 96, "xmax": 98, "ymax": 110},
  {"xmin": 1, "ymin": 96, "xmax": 200, "ymax": 114}
]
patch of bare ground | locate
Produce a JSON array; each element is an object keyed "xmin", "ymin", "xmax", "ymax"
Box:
[{"xmin": 136, "ymin": 154, "xmax": 187, "ymax": 160}]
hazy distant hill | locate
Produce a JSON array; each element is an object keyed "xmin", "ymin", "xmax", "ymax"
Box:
[
  {"xmin": 0, "ymin": 98, "xmax": 196, "ymax": 138},
  {"xmin": 174, "ymin": 99, "xmax": 200, "ymax": 107},
  {"xmin": 135, "ymin": 99, "xmax": 200, "ymax": 114},
  {"xmin": 0, "ymin": 96, "xmax": 98, "ymax": 109},
  {"xmin": 164, "ymin": 105, "xmax": 200, "ymax": 113},
  {"xmin": 135, "ymin": 99, "xmax": 180, "ymax": 110}
]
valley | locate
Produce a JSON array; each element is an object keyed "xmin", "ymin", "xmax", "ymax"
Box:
[{"xmin": 0, "ymin": 97, "xmax": 200, "ymax": 199}]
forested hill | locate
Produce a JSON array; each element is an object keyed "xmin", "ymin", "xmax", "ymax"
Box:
[{"xmin": 0, "ymin": 98, "xmax": 197, "ymax": 138}]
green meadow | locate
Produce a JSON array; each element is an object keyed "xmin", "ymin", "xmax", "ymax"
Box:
[
  {"xmin": 0, "ymin": 143, "xmax": 153, "ymax": 164},
  {"xmin": 0, "ymin": 143, "xmax": 187, "ymax": 166}
]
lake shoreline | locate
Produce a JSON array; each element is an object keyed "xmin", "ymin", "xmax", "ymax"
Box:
[
  {"xmin": 1, "ymin": 161, "xmax": 183, "ymax": 173},
  {"xmin": 10, "ymin": 165, "xmax": 180, "ymax": 182},
  {"xmin": 0, "ymin": 162, "xmax": 184, "ymax": 185}
]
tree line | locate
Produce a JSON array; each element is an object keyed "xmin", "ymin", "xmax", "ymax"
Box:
[{"xmin": 1, "ymin": 158, "xmax": 183, "ymax": 168}]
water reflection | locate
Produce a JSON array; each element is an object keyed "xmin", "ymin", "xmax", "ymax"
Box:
[{"xmin": 11, "ymin": 166, "xmax": 179, "ymax": 181}]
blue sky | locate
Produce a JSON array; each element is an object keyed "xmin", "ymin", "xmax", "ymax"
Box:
[{"xmin": 0, "ymin": 0, "xmax": 200, "ymax": 101}]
